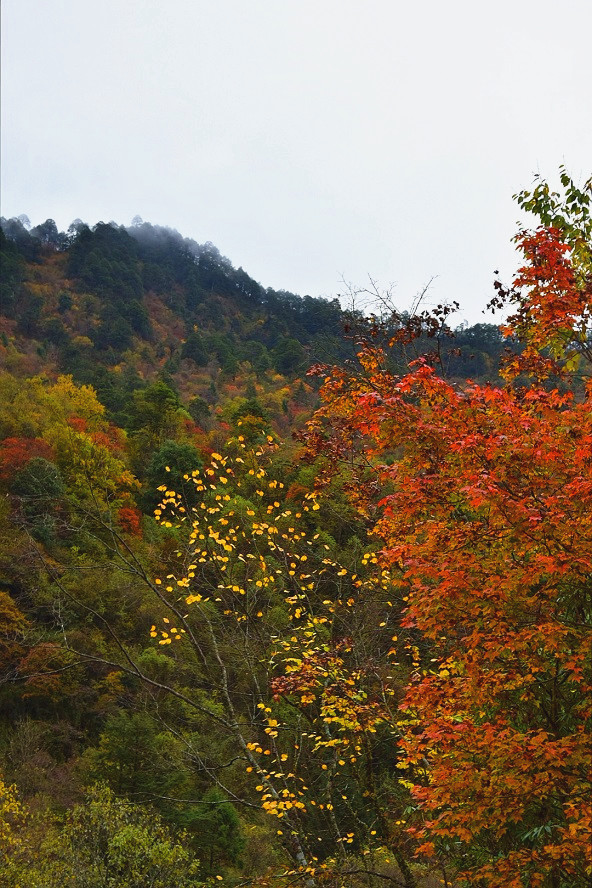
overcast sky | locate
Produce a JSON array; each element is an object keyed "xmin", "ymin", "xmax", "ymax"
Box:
[{"xmin": 2, "ymin": 0, "xmax": 591, "ymax": 324}]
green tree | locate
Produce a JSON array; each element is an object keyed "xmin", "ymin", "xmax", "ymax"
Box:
[
  {"xmin": 272, "ymin": 337, "xmax": 306, "ymax": 375},
  {"xmin": 10, "ymin": 456, "xmax": 65, "ymax": 543},
  {"xmin": 181, "ymin": 332, "xmax": 209, "ymax": 366},
  {"xmin": 187, "ymin": 396, "xmax": 211, "ymax": 426},
  {"xmin": 80, "ymin": 712, "xmax": 182, "ymax": 799},
  {"xmin": 140, "ymin": 439, "xmax": 202, "ymax": 512},
  {"xmin": 183, "ymin": 787, "xmax": 245, "ymax": 875},
  {"xmin": 129, "ymin": 382, "xmax": 183, "ymax": 457},
  {"xmin": 1, "ymin": 782, "xmax": 204, "ymax": 888}
]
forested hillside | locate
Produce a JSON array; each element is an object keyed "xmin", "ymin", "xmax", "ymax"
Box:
[
  {"xmin": 0, "ymin": 213, "xmax": 507, "ymax": 431},
  {"xmin": 0, "ymin": 171, "xmax": 590, "ymax": 888}
]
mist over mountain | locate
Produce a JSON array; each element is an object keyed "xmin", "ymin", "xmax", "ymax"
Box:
[{"xmin": 1, "ymin": 214, "xmax": 505, "ymax": 416}]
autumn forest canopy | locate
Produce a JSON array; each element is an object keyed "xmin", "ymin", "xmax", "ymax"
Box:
[{"xmin": 0, "ymin": 170, "xmax": 591, "ymax": 888}]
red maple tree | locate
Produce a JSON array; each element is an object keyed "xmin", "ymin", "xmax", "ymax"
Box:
[{"xmin": 307, "ymin": 171, "xmax": 592, "ymax": 887}]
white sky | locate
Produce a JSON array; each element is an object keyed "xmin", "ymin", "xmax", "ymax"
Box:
[{"xmin": 2, "ymin": 0, "xmax": 591, "ymax": 324}]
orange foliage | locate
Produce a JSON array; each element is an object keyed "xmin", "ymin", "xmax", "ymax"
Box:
[
  {"xmin": 0, "ymin": 591, "xmax": 28, "ymax": 671},
  {"xmin": 0, "ymin": 437, "xmax": 55, "ymax": 481},
  {"xmin": 117, "ymin": 505, "xmax": 143, "ymax": 536},
  {"xmin": 500, "ymin": 226, "xmax": 592, "ymax": 379},
  {"xmin": 19, "ymin": 643, "xmax": 74, "ymax": 702},
  {"xmin": 307, "ymin": 178, "xmax": 592, "ymax": 885},
  {"xmin": 67, "ymin": 416, "xmax": 88, "ymax": 433},
  {"xmin": 90, "ymin": 424, "xmax": 126, "ymax": 456}
]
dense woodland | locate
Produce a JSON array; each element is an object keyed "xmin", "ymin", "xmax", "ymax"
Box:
[{"xmin": 0, "ymin": 170, "xmax": 590, "ymax": 887}]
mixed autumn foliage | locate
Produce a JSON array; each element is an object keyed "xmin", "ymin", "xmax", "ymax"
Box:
[{"xmin": 0, "ymin": 169, "xmax": 590, "ymax": 887}]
